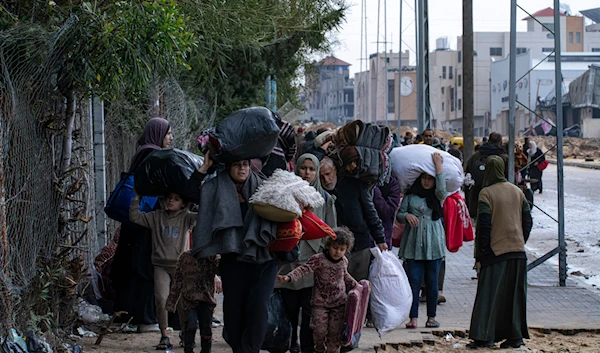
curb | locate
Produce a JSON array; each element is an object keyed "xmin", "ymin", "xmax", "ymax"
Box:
[{"xmin": 547, "ymin": 159, "xmax": 600, "ymax": 170}]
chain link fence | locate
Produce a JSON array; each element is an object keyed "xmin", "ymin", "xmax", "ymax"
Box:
[{"xmin": 0, "ymin": 23, "xmax": 209, "ymax": 335}]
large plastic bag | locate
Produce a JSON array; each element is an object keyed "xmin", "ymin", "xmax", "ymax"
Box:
[
  {"xmin": 104, "ymin": 173, "xmax": 158, "ymax": 227},
  {"xmin": 134, "ymin": 149, "xmax": 203, "ymax": 199},
  {"xmin": 368, "ymin": 248, "xmax": 412, "ymax": 336},
  {"xmin": 262, "ymin": 291, "xmax": 292, "ymax": 353},
  {"xmin": 390, "ymin": 145, "xmax": 464, "ymax": 194},
  {"xmin": 210, "ymin": 107, "xmax": 280, "ymax": 163}
]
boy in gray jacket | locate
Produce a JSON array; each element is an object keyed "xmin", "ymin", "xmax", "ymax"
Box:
[{"xmin": 130, "ymin": 192, "xmax": 197, "ymax": 350}]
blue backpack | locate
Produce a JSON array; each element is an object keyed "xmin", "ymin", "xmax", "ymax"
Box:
[{"xmin": 104, "ymin": 173, "xmax": 158, "ymax": 228}]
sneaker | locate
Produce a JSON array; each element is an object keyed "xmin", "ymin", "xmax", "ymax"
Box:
[
  {"xmin": 211, "ymin": 317, "xmax": 222, "ymax": 327},
  {"xmin": 137, "ymin": 324, "xmax": 160, "ymax": 333}
]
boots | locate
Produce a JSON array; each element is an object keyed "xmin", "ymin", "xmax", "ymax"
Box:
[{"xmin": 200, "ymin": 337, "xmax": 212, "ymax": 353}]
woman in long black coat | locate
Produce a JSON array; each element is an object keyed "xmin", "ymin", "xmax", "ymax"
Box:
[
  {"xmin": 527, "ymin": 141, "xmax": 545, "ymax": 194},
  {"xmin": 111, "ymin": 118, "xmax": 173, "ymax": 331}
]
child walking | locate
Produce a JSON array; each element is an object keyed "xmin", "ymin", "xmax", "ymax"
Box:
[
  {"xmin": 129, "ymin": 192, "xmax": 197, "ymax": 350},
  {"xmin": 278, "ymin": 227, "xmax": 359, "ymax": 353},
  {"xmin": 166, "ymin": 252, "xmax": 221, "ymax": 353},
  {"xmin": 397, "ymin": 152, "xmax": 446, "ymax": 329}
]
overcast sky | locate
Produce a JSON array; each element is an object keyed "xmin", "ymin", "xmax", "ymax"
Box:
[{"xmin": 334, "ymin": 0, "xmax": 594, "ymax": 75}]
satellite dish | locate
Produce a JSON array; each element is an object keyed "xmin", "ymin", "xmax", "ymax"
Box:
[{"xmin": 547, "ymin": 33, "xmax": 554, "ymax": 39}]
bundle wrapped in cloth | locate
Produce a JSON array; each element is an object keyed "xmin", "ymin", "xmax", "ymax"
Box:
[
  {"xmin": 390, "ymin": 144, "xmax": 464, "ymax": 194},
  {"xmin": 250, "ymin": 170, "xmax": 325, "ymax": 222},
  {"xmin": 249, "ymin": 170, "xmax": 335, "ymax": 251},
  {"xmin": 330, "ymin": 120, "xmax": 393, "ymax": 186}
]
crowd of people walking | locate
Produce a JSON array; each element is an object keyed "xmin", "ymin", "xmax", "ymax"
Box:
[{"xmin": 94, "ymin": 117, "xmax": 541, "ymax": 353}]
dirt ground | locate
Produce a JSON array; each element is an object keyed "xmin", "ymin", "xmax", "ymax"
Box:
[{"xmin": 79, "ymin": 328, "xmax": 600, "ymax": 353}]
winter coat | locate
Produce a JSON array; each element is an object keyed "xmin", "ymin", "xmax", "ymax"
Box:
[
  {"xmin": 464, "ymin": 143, "xmax": 508, "ymax": 218},
  {"xmin": 373, "ymin": 176, "xmax": 401, "ymax": 248},
  {"xmin": 331, "ymin": 177, "xmax": 385, "ymax": 251}
]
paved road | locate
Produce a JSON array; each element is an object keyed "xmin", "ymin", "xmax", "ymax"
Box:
[{"xmin": 527, "ymin": 164, "xmax": 600, "ymax": 287}]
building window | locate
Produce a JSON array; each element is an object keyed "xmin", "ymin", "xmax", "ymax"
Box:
[
  {"xmin": 542, "ymin": 47, "xmax": 554, "ymax": 52},
  {"xmin": 458, "ymin": 51, "xmax": 462, "ymax": 63},
  {"xmin": 450, "ymin": 87, "xmax": 455, "ymax": 112},
  {"xmin": 442, "ymin": 102, "xmax": 445, "ymax": 111},
  {"xmin": 490, "ymin": 47, "xmax": 503, "ymax": 56},
  {"xmin": 449, "ymin": 66, "xmax": 453, "ymax": 79},
  {"xmin": 516, "ymin": 47, "xmax": 527, "ymax": 54},
  {"xmin": 576, "ymin": 32, "xmax": 581, "ymax": 44},
  {"xmin": 441, "ymin": 87, "xmax": 445, "ymax": 94},
  {"xmin": 458, "ymin": 99, "xmax": 462, "ymax": 110},
  {"xmin": 458, "ymin": 75, "xmax": 462, "ymax": 86},
  {"xmin": 542, "ymin": 23, "xmax": 554, "ymax": 32},
  {"xmin": 569, "ymin": 32, "xmax": 573, "ymax": 44},
  {"xmin": 592, "ymin": 48, "xmax": 600, "ymax": 52},
  {"xmin": 387, "ymin": 79, "xmax": 395, "ymax": 113},
  {"xmin": 442, "ymin": 66, "xmax": 446, "ymax": 79}
]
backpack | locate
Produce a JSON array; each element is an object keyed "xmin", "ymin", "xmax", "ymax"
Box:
[{"xmin": 471, "ymin": 155, "xmax": 489, "ymax": 187}]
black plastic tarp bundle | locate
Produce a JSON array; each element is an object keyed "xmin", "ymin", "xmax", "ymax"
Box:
[
  {"xmin": 210, "ymin": 107, "xmax": 280, "ymax": 163},
  {"xmin": 261, "ymin": 291, "xmax": 292, "ymax": 353},
  {"xmin": 134, "ymin": 149, "xmax": 204, "ymax": 200}
]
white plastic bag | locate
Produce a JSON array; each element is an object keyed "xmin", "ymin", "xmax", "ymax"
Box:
[
  {"xmin": 368, "ymin": 247, "xmax": 412, "ymax": 336},
  {"xmin": 390, "ymin": 145, "xmax": 464, "ymax": 194}
]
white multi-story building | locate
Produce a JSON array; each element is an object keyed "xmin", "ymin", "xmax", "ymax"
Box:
[{"xmin": 431, "ymin": 6, "xmax": 600, "ymax": 136}]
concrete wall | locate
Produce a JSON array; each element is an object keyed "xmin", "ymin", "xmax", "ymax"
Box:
[
  {"xmin": 582, "ymin": 107, "xmax": 600, "ymax": 138},
  {"xmin": 566, "ymin": 16, "xmax": 584, "ymax": 52}
]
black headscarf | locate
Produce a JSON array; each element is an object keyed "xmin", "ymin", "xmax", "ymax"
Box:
[{"xmin": 406, "ymin": 174, "xmax": 443, "ymax": 221}]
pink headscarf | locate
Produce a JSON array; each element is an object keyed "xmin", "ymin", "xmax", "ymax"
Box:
[{"xmin": 129, "ymin": 117, "xmax": 170, "ymax": 171}]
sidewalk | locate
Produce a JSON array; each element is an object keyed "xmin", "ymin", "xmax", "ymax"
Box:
[
  {"xmin": 548, "ymin": 158, "xmax": 600, "ymax": 170},
  {"xmin": 350, "ymin": 241, "xmax": 600, "ymax": 349}
]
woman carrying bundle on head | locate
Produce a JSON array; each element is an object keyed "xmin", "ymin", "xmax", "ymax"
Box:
[{"xmin": 396, "ymin": 153, "xmax": 446, "ymax": 329}]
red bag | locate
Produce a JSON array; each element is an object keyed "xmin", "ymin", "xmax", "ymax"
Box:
[
  {"xmin": 537, "ymin": 159, "xmax": 549, "ymax": 171},
  {"xmin": 443, "ymin": 192, "xmax": 474, "ymax": 252},
  {"xmin": 342, "ymin": 280, "xmax": 371, "ymax": 347},
  {"xmin": 392, "ymin": 221, "xmax": 405, "ymax": 248},
  {"xmin": 391, "ymin": 195, "xmax": 404, "ymax": 247},
  {"xmin": 269, "ymin": 219, "xmax": 303, "ymax": 252},
  {"xmin": 299, "ymin": 209, "xmax": 336, "ymax": 240}
]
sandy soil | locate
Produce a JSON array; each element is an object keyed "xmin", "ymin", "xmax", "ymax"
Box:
[{"xmin": 79, "ymin": 328, "xmax": 600, "ymax": 353}]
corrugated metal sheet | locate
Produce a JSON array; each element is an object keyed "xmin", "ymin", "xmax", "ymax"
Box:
[
  {"xmin": 580, "ymin": 7, "xmax": 600, "ymax": 24},
  {"xmin": 568, "ymin": 64, "xmax": 600, "ymax": 108}
]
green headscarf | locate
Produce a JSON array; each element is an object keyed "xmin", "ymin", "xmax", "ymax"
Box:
[
  {"xmin": 483, "ymin": 155, "xmax": 508, "ymax": 187},
  {"xmin": 295, "ymin": 153, "xmax": 326, "ymax": 219}
]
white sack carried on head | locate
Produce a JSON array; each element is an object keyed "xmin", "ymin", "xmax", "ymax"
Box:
[
  {"xmin": 249, "ymin": 169, "xmax": 325, "ymax": 217},
  {"xmin": 390, "ymin": 145, "xmax": 464, "ymax": 194}
]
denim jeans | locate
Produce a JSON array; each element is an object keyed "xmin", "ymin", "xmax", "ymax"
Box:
[{"xmin": 405, "ymin": 259, "xmax": 442, "ymax": 318}]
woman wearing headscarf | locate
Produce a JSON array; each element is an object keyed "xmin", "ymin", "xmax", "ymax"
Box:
[
  {"xmin": 111, "ymin": 117, "xmax": 173, "ymax": 331},
  {"xmin": 527, "ymin": 141, "xmax": 545, "ymax": 194},
  {"xmin": 186, "ymin": 153, "xmax": 278, "ymax": 353},
  {"xmin": 397, "ymin": 153, "xmax": 445, "ymax": 329},
  {"xmin": 468, "ymin": 156, "xmax": 532, "ymax": 349},
  {"xmin": 276, "ymin": 153, "xmax": 337, "ymax": 353}
]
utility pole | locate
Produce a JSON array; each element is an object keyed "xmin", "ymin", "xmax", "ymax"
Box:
[
  {"xmin": 508, "ymin": 0, "xmax": 517, "ymax": 183},
  {"xmin": 423, "ymin": 0, "xmax": 431, "ymax": 129},
  {"xmin": 416, "ymin": 0, "xmax": 425, "ymax": 133},
  {"xmin": 462, "ymin": 0, "xmax": 475, "ymax": 163},
  {"xmin": 554, "ymin": 0, "xmax": 567, "ymax": 287},
  {"xmin": 397, "ymin": 0, "xmax": 403, "ymax": 133},
  {"xmin": 384, "ymin": 0, "xmax": 389, "ymax": 126},
  {"xmin": 365, "ymin": 0, "xmax": 370, "ymax": 122}
]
